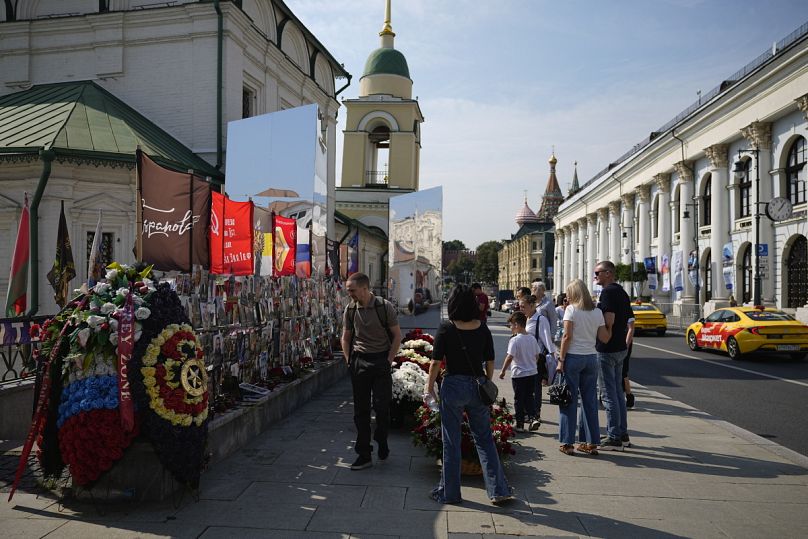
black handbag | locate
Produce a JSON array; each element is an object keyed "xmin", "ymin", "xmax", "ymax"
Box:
[
  {"xmin": 453, "ymin": 323, "xmax": 499, "ymax": 405},
  {"xmin": 548, "ymin": 372, "xmax": 572, "ymax": 407}
]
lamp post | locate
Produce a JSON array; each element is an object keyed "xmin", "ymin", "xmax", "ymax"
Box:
[
  {"xmin": 682, "ymin": 197, "xmax": 700, "ymax": 304},
  {"xmin": 732, "ymin": 149, "xmax": 761, "ymax": 306},
  {"xmin": 622, "ymin": 225, "xmax": 635, "ymax": 298}
]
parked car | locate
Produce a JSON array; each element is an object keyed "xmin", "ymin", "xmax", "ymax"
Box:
[
  {"xmin": 631, "ymin": 302, "xmax": 667, "ymax": 336},
  {"xmin": 502, "ymin": 299, "xmax": 518, "ymax": 313},
  {"xmin": 685, "ymin": 307, "xmax": 808, "ymax": 360}
]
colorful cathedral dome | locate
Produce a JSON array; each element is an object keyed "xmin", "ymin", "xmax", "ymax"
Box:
[{"xmin": 516, "ymin": 198, "xmax": 541, "ymax": 225}]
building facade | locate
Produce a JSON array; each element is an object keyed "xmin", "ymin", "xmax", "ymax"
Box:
[
  {"xmin": 498, "ymin": 154, "xmax": 562, "ymax": 293},
  {"xmin": 0, "ymin": 0, "xmax": 347, "ymax": 315},
  {"xmin": 553, "ymin": 23, "xmax": 808, "ymax": 322}
]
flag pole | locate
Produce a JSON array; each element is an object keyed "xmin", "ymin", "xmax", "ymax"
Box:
[{"xmin": 135, "ymin": 148, "xmax": 143, "ymax": 263}]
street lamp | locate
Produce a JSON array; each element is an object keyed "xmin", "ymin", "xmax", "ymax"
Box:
[
  {"xmin": 622, "ymin": 225, "xmax": 635, "ymax": 298},
  {"xmin": 682, "ymin": 197, "xmax": 700, "ymax": 303},
  {"xmin": 732, "ymin": 149, "xmax": 761, "ymax": 306}
]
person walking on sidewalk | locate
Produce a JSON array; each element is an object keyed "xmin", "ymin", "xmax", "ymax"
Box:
[
  {"xmin": 498, "ymin": 311, "xmax": 540, "ymax": 433},
  {"xmin": 593, "ymin": 260, "xmax": 633, "ymax": 451},
  {"xmin": 471, "ymin": 283, "xmax": 489, "ymax": 325},
  {"xmin": 341, "ymin": 272, "xmax": 402, "ymax": 470},
  {"xmin": 426, "ymin": 285, "xmax": 513, "ymax": 505},
  {"xmin": 556, "ymin": 279, "xmax": 611, "ymax": 456},
  {"xmin": 521, "ymin": 294, "xmax": 556, "ymax": 429}
]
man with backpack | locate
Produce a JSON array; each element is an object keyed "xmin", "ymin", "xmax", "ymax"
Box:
[
  {"xmin": 341, "ymin": 273, "xmax": 402, "ymax": 470},
  {"xmin": 521, "ymin": 294, "xmax": 558, "ymax": 430}
]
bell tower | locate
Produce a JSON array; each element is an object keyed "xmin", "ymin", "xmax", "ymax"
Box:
[{"xmin": 340, "ymin": 0, "xmax": 424, "ymax": 192}]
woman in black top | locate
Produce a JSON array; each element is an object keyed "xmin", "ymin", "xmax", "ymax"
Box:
[{"xmin": 425, "ymin": 285, "xmax": 512, "ymax": 505}]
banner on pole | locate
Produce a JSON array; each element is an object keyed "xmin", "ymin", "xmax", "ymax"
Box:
[
  {"xmin": 5, "ymin": 195, "xmax": 29, "ymax": 316},
  {"xmin": 644, "ymin": 257, "xmax": 658, "ymax": 290},
  {"xmin": 253, "ymin": 207, "xmax": 273, "ymax": 276},
  {"xmin": 672, "ymin": 250, "xmax": 684, "ymax": 292},
  {"xmin": 210, "ymin": 192, "xmax": 254, "ymax": 275},
  {"xmin": 722, "ymin": 242, "xmax": 734, "ymax": 290},
  {"xmin": 661, "ymin": 254, "xmax": 670, "ymax": 292}
]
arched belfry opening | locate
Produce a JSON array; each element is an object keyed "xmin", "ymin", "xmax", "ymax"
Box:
[{"xmin": 367, "ymin": 125, "xmax": 391, "ymax": 186}]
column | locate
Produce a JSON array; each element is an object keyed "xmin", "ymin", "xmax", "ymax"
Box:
[
  {"xmin": 620, "ymin": 194, "xmax": 635, "ymax": 296},
  {"xmin": 597, "ymin": 208, "xmax": 609, "ymax": 264},
  {"xmin": 654, "ymin": 173, "xmax": 672, "ymax": 301},
  {"xmin": 608, "ymin": 201, "xmax": 621, "ymax": 264},
  {"xmin": 578, "ymin": 217, "xmax": 588, "ymax": 281},
  {"xmin": 569, "ymin": 223, "xmax": 578, "ymax": 283},
  {"xmin": 637, "ymin": 184, "xmax": 651, "ymax": 262},
  {"xmin": 586, "ymin": 214, "xmax": 597, "ymax": 291},
  {"xmin": 740, "ymin": 121, "xmax": 775, "ymax": 305},
  {"xmin": 564, "ymin": 226, "xmax": 572, "ymax": 290},
  {"xmin": 705, "ymin": 143, "xmax": 730, "ymax": 302},
  {"xmin": 554, "ymin": 229, "xmax": 564, "ymax": 296},
  {"xmin": 674, "ymin": 160, "xmax": 695, "ymax": 301}
]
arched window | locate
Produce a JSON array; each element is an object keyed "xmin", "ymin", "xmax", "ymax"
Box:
[
  {"xmin": 786, "ymin": 136, "xmax": 806, "ymax": 206},
  {"xmin": 704, "ymin": 250, "xmax": 712, "ymax": 302},
  {"xmin": 652, "ymin": 196, "xmax": 659, "ymax": 238},
  {"xmin": 786, "ymin": 236, "xmax": 807, "ymax": 308},
  {"xmin": 366, "ymin": 125, "xmax": 390, "ymax": 186},
  {"xmin": 741, "ymin": 244, "xmax": 752, "ymax": 304},
  {"xmin": 738, "ymin": 160, "xmax": 752, "ymax": 218},
  {"xmin": 702, "ymin": 176, "xmax": 712, "ymax": 226}
]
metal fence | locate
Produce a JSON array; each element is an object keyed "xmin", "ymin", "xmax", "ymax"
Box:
[
  {"xmin": 0, "ymin": 316, "xmax": 49, "ymax": 384},
  {"xmin": 653, "ymin": 303, "xmax": 703, "ymax": 332}
]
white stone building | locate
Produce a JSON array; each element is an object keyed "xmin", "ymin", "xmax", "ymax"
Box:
[
  {"xmin": 553, "ymin": 23, "xmax": 808, "ymax": 322},
  {"xmin": 0, "ymin": 0, "xmax": 348, "ymax": 315}
]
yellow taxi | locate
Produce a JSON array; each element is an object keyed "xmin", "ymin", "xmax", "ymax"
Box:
[
  {"xmin": 686, "ymin": 307, "xmax": 808, "ymax": 360},
  {"xmin": 631, "ymin": 302, "xmax": 668, "ymax": 336}
]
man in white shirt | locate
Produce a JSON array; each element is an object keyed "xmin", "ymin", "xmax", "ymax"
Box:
[{"xmin": 531, "ymin": 281, "xmax": 559, "ymax": 339}]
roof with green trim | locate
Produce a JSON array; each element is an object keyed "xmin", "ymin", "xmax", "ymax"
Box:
[
  {"xmin": 362, "ymin": 48, "xmax": 410, "ymax": 79},
  {"xmin": 0, "ymin": 81, "xmax": 222, "ymax": 179}
]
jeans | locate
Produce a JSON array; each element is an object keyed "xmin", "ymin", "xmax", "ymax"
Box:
[
  {"xmin": 432, "ymin": 375, "xmax": 511, "ymax": 503},
  {"xmin": 557, "ymin": 353, "xmax": 600, "ymax": 445},
  {"xmin": 350, "ymin": 352, "xmax": 392, "ymax": 457},
  {"xmin": 598, "ymin": 350, "xmax": 628, "ymax": 440},
  {"xmin": 511, "ymin": 374, "xmax": 537, "ymax": 426}
]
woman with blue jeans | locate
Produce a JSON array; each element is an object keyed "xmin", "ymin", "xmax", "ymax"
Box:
[
  {"xmin": 556, "ymin": 279, "xmax": 611, "ymax": 456},
  {"xmin": 426, "ymin": 285, "xmax": 513, "ymax": 505}
]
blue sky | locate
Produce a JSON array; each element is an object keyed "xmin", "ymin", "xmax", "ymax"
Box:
[{"xmin": 292, "ymin": 0, "xmax": 807, "ymax": 249}]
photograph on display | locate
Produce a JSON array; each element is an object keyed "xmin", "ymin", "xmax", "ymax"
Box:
[{"xmin": 388, "ymin": 187, "xmax": 443, "ymax": 315}]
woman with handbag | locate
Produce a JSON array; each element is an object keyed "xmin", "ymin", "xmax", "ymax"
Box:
[
  {"xmin": 425, "ymin": 285, "xmax": 513, "ymax": 505},
  {"xmin": 556, "ymin": 279, "xmax": 611, "ymax": 456}
]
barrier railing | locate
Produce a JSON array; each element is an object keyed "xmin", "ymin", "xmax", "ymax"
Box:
[{"xmin": 0, "ymin": 316, "xmax": 50, "ymax": 383}]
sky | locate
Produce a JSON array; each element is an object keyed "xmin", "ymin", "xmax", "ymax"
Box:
[{"xmin": 291, "ymin": 0, "xmax": 807, "ymax": 249}]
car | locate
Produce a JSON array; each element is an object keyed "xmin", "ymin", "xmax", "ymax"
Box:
[
  {"xmin": 502, "ymin": 299, "xmax": 518, "ymax": 313},
  {"xmin": 631, "ymin": 302, "xmax": 667, "ymax": 336},
  {"xmin": 685, "ymin": 307, "xmax": 808, "ymax": 360}
]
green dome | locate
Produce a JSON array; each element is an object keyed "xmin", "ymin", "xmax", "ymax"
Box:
[{"xmin": 362, "ymin": 48, "xmax": 410, "ymax": 78}]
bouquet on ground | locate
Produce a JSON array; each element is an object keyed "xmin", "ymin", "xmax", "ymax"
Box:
[
  {"xmin": 404, "ymin": 328, "xmax": 434, "ymax": 344},
  {"xmin": 412, "ymin": 398, "xmax": 516, "ymax": 463}
]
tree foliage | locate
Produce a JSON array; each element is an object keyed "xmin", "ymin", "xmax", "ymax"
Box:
[
  {"xmin": 442, "ymin": 239, "xmax": 466, "ymax": 251},
  {"xmin": 474, "ymin": 241, "xmax": 502, "ymax": 284},
  {"xmin": 446, "ymin": 255, "xmax": 475, "ymax": 283}
]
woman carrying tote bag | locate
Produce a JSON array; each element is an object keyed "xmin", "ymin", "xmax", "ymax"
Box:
[
  {"xmin": 425, "ymin": 285, "xmax": 513, "ymax": 505},
  {"xmin": 556, "ymin": 279, "xmax": 611, "ymax": 456}
]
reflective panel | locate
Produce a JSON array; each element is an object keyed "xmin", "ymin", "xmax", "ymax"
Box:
[
  {"xmin": 225, "ymin": 104, "xmax": 328, "ymax": 275},
  {"xmin": 388, "ymin": 187, "xmax": 443, "ymax": 314}
]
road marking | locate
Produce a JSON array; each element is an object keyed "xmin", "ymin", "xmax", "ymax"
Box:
[{"xmin": 634, "ymin": 342, "xmax": 808, "ymax": 389}]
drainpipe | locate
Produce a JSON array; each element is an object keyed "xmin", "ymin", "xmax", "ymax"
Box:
[
  {"xmin": 214, "ymin": 0, "xmax": 223, "ymax": 170},
  {"xmin": 335, "ymin": 74, "xmax": 352, "ymax": 98},
  {"xmin": 26, "ymin": 149, "xmax": 56, "ymax": 317}
]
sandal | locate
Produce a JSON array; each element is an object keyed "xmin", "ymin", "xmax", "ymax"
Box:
[
  {"xmin": 559, "ymin": 444, "xmax": 575, "ymax": 456},
  {"xmin": 576, "ymin": 443, "xmax": 598, "ymax": 456}
]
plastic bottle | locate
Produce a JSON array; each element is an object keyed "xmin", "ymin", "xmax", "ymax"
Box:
[{"xmin": 423, "ymin": 392, "xmax": 440, "ymax": 412}]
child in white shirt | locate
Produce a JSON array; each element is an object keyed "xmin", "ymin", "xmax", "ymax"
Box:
[{"xmin": 499, "ymin": 311, "xmax": 541, "ymax": 432}]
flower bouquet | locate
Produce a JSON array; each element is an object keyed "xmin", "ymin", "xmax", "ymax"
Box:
[
  {"xmin": 390, "ymin": 362, "xmax": 429, "ymax": 428},
  {"xmin": 404, "ymin": 328, "xmax": 434, "ymax": 344},
  {"xmin": 400, "ymin": 338, "xmax": 433, "ymax": 359},
  {"xmin": 412, "ymin": 398, "xmax": 516, "ymax": 475}
]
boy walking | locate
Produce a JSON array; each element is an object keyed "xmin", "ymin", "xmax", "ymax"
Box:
[{"xmin": 499, "ymin": 312, "xmax": 541, "ymax": 432}]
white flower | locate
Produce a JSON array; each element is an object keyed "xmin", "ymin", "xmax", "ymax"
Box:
[
  {"xmin": 133, "ymin": 295, "xmax": 145, "ymax": 306},
  {"xmin": 77, "ymin": 328, "xmax": 91, "ymax": 348},
  {"xmin": 105, "ymin": 269, "xmax": 119, "ymax": 281},
  {"xmin": 135, "ymin": 307, "xmax": 151, "ymax": 320},
  {"xmin": 109, "ymin": 332, "xmax": 118, "ymax": 346},
  {"xmin": 116, "ymin": 287, "xmax": 130, "ymax": 297},
  {"xmin": 109, "ymin": 318, "xmax": 119, "ymax": 331},
  {"xmin": 93, "ymin": 282, "xmax": 111, "ymax": 295},
  {"xmin": 86, "ymin": 315, "xmax": 106, "ymax": 330},
  {"xmin": 101, "ymin": 302, "xmax": 116, "ymax": 315}
]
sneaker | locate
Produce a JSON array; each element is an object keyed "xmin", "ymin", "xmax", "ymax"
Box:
[
  {"xmin": 599, "ymin": 438, "xmax": 624, "ymax": 451},
  {"xmin": 515, "ymin": 424, "xmax": 525, "ymax": 433},
  {"xmin": 350, "ymin": 455, "xmax": 372, "ymax": 470},
  {"xmin": 626, "ymin": 393, "xmax": 635, "ymax": 409},
  {"xmin": 620, "ymin": 434, "xmax": 632, "ymax": 448},
  {"xmin": 576, "ymin": 443, "xmax": 598, "ymax": 456},
  {"xmin": 491, "ymin": 487, "xmax": 515, "ymax": 505},
  {"xmin": 529, "ymin": 418, "xmax": 541, "ymax": 431},
  {"xmin": 378, "ymin": 442, "xmax": 390, "ymax": 460}
]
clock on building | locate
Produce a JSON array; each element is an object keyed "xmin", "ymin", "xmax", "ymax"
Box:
[{"xmin": 765, "ymin": 197, "xmax": 793, "ymax": 221}]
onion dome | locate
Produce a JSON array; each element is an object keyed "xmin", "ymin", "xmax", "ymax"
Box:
[{"xmin": 516, "ymin": 198, "xmax": 541, "ymax": 225}]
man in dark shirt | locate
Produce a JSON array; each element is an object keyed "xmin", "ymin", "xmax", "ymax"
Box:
[
  {"xmin": 341, "ymin": 273, "xmax": 402, "ymax": 470},
  {"xmin": 593, "ymin": 260, "xmax": 634, "ymax": 450},
  {"xmin": 471, "ymin": 283, "xmax": 489, "ymax": 325}
]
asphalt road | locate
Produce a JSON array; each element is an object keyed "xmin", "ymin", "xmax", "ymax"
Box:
[{"xmin": 629, "ymin": 332, "xmax": 808, "ymax": 457}]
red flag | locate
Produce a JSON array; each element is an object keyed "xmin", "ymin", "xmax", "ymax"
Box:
[
  {"xmin": 210, "ymin": 191, "xmax": 254, "ymax": 275},
  {"xmin": 117, "ymin": 291, "xmax": 135, "ymax": 432},
  {"xmin": 272, "ymin": 215, "xmax": 296, "ymax": 277},
  {"xmin": 4, "ymin": 195, "xmax": 29, "ymax": 316}
]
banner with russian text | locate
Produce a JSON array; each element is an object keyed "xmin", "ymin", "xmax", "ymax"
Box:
[
  {"xmin": 272, "ymin": 215, "xmax": 296, "ymax": 276},
  {"xmin": 137, "ymin": 150, "xmax": 211, "ymax": 271},
  {"xmin": 210, "ymin": 191, "xmax": 254, "ymax": 275}
]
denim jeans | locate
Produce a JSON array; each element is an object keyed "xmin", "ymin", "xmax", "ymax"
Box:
[
  {"xmin": 432, "ymin": 375, "xmax": 511, "ymax": 503},
  {"xmin": 511, "ymin": 374, "xmax": 537, "ymax": 426},
  {"xmin": 598, "ymin": 350, "xmax": 628, "ymax": 440},
  {"xmin": 350, "ymin": 353, "xmax": 392, "ymax": 457},
  {"xmin": 557, "ymin": 353, "xmax": 600, "ymax": 445}
]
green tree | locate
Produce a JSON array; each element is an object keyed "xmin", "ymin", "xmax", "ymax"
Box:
[
  {"xmin": 443, "ymin": 239, "xmax": 466, "ymax": 251},
  {"xmin": 446, "ymin": 255, "xmax": 475, "ymax": 283},
  {"xmin": 474, "ymin": 241, "xmax": 502, "ymax": 284}
]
